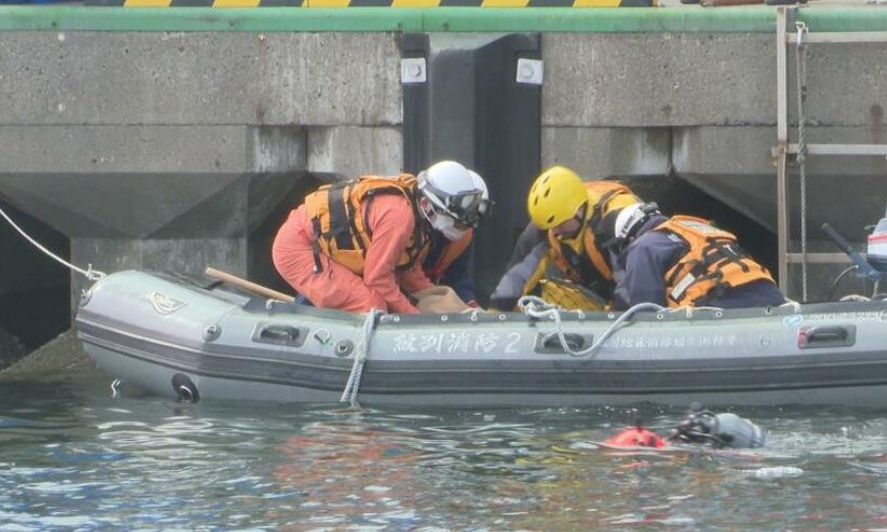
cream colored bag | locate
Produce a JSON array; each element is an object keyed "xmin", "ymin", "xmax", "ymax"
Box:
[{"xmin": 411, "ymin": 285, "xmax": 471, "ymax": 314}]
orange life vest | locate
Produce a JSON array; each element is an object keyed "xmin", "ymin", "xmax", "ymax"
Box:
[
  {"xmin": 303, "ymin": 174, "xmax": 429, "ymax": 275},
  {"xmin": 548, "ymin": 182, "xmax": 640, "ymax": 287},
  {"xmin": 655, "ymin": 216, "xmax": 776, "ymax": 307},
  {"xmin": 420, "ymin": 230, "xmax": 473, "ymax": 283}
]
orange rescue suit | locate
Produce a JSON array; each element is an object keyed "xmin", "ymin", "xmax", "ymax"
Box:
[{"xmin": 303, "ymin": 174, "xmax": 429, "ymax": 275}]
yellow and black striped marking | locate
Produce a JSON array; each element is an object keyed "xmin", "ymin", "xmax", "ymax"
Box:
[{"xmin": 90, "ymin": 0, "xmax": 652, "ymax": 7}]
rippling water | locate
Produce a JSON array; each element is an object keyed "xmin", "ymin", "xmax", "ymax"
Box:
[{"xmin": 2, "ymin": 370, "xmax": 887, "ymax": 531}]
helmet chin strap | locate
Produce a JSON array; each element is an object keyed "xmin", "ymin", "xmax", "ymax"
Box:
[
  {"xmin": 439, "ymin": 224, "xmax": 468, "ymax": 242},
  {"xmin": 418, "ymin": 197, "xmax": 435, "ymax": 224}
]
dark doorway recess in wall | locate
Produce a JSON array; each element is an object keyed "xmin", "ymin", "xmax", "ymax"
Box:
[{"xmin": 0, "ymin": 198, "xmax": 70, "ymax": 358}]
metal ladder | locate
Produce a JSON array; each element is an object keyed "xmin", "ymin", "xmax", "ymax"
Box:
[{"xmin": 774, "ymin": 7, "xmax": 887, "ymax": 301}]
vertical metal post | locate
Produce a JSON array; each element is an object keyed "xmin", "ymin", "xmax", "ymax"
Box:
[
  {"xmin": 402, "ymin": 33, "xmax": 542, "ymax": 304},
  {"xmin": 776, "ymin": 7, "xmax": 790, "ymax": 294}
]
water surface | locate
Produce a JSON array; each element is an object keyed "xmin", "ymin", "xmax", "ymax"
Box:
[{"xmin": 2, "ymin": 371, "xmax": 886, "ymax": 531}]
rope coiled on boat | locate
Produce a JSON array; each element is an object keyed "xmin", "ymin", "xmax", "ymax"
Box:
[
  {"xmin": 517, "ymin": 296, "xmax": 664, "ymax": 358},
  {"xmin": 340, "ymin": 308, "xmax": 384, "ymax": 407}
]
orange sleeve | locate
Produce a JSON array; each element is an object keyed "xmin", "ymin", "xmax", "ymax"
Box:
[{"xmin": 363, "ymin": 194, "xmax": 426, "ymax": 314}]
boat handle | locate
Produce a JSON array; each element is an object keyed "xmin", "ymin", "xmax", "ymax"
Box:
[
  {"xmin": 797, "ymin": 325, "xmax": 856, "ymax": 349},
  {"xmin": 534, "ymin": 332, "xmax": 592, "ymax": 354},
  {"xmin": 253, "ymin": 324, "xmax": 307, "ymax": 348}
]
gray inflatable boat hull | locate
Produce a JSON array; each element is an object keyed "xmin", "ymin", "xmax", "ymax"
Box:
[{"xmin": 76, "ymin": 270, "xmax": 887, "ymax": 407}]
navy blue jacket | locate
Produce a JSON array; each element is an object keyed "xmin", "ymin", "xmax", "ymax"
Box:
[
  {"xmin": 423, "ymin": 231, "xmax": 477, "ymax": 303},
  {"xmin": 506, "ymin": 222, "xmax": 547, "ymax": 270},
  {"xmin": 612, "ymin": 215, "xmax": 785, "ymax": 310}
]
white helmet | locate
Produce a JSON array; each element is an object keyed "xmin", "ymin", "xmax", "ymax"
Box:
[
  {"xmin": 469, "ymin": 170, "xmax": 493, "ymax": 222},
  {"xmin": 418, "ymin": 161, "xmax": 488, "ymax": 228},
  {"xmin": 613, "ymin": 202, "xmax": 659, "ymax": 243}
]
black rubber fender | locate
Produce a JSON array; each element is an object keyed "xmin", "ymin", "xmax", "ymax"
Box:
[{"xmin": 171, "ymin": 373, "xmax": 200, "ymax": 402}]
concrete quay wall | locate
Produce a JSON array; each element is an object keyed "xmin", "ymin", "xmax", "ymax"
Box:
[{"xmin": 1, "ymin": 6, "xmax": 886, "ymax": 306}]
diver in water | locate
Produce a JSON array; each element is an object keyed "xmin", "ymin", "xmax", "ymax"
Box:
[{"xmin": 604, "ymin": 403, "xmax": 768, "ymax": 450}]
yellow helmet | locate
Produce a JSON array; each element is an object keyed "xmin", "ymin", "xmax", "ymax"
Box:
[{"xmin": 527, "ymin": 166, "xmax": 588, "ymax": 230}]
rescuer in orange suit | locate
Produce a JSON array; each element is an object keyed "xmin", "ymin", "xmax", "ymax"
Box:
[{"xmin": 272, "ymin": 161, "xmax": 489, "ymax": 314}]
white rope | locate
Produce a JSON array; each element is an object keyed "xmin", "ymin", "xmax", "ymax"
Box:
[
  {"xmin": 781, "ymin": 299, "xmax": 802, "ymax": 313},
  {"xmin": 340, "ymin": 308, "xmax": 384, "ymax": 407},
  {"xmin": 795, "ymin": 21, "xmax": 809, "ymax": 302},
  {"xmin": 672, "ymin": 305, "xmax": 722, "ymax": 318},
  {"xmin": 518, "ymin": 295, "xmax": 664, "ymax": 358},
  {"xmin": 466, "ymin": 307, "xmax": 483, "ymax": 321},
  {"xmin": 0, "ymin": 202, "xmax": 105, "ymax": 281}
]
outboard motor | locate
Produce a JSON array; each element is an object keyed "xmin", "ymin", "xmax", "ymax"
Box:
[
  {"xmin": 823, "ymin": 217, "xmax": 887, "ymax": 281},
  {"xmin": 867, "ymin": 215, "xmax": 887, "ymax": 273},
  {"xmin": 669, "ymin": 403, "xmax": 767, "ymax": 449}
]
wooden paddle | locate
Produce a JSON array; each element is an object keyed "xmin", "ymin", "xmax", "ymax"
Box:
[{"xmin": 204, "ymin": 267, "xmax": 295, "ymax": 303}]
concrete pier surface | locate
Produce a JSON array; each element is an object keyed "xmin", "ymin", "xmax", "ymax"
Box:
[
  {"xmin": 0, "ymin": 330, "xmax": 96, "ymax": 379},
  {"xmin": 1, "ymin": 4, "xmax": 886, "ymax": 372},
  {"xmin": 0, "ymin": 326, "xmax": 28, "ymax": 371}
]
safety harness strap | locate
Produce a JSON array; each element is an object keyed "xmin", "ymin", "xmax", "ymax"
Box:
[
  {"xmin": 327, "ymin": 186, "xmax": 355, "ymax": 252},
  {"xmin": 310, "ymin": 217, "xmax": 325, "ymax": 274}
]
